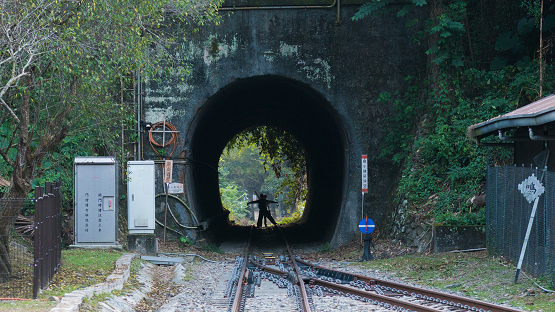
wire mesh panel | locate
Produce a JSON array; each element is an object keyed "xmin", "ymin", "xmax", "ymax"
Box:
[
  {"xmin": 0, "ymin": 182, "xmax": 61, "ymax": 299},
  {"xmin": 487, "ymin": 165, "xmax": 555, "ymax": 286},
  {"xmin": 0, "ymin": 199, "xmax": 34, "ymax": 299}
]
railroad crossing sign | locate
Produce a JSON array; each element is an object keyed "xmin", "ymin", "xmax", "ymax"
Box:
[
  {"xmin": 518, "ymin": 173, "xmax": 544, "ymax": 204},
  {"xmin": 358, "ymin": 218, "xmax": 375, "ymax": 234}
]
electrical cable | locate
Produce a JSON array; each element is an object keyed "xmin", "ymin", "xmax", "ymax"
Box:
[
  {"xmin": 185, "ymin": 156, "xmax": 220, "ymax": 172},
  {"xmin": 521, "ymin": 271, "xmax": 555, "ymax": 293},
  {"xmin": 148, "ymin": 121, "xmax": 179, "ymax": 159},
  {"xmin": 155, "ymin": 193, "xmax": 199, "ymax": 229},
  {"xmin": 155, "ymin": 219, "xmax": 185, "ymax": 236}
]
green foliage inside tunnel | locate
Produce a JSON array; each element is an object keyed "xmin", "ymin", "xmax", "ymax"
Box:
[{"xmin": 218, "ymin": 126, "xmax": 307, "ymax": 226}]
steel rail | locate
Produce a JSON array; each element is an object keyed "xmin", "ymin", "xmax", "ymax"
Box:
[
  {"xmin": 230, "ymin": 226, "xmax": 253, "ymax": 312},
  {"xmin": 231, "ymin": 226, "xmax": 312, "ymax": 312},
  {"xmin": 278, "ymin": 226, "xmax": 313, "ymax": 312},
  {"xmin": 311, "ymin": 278, "xmax": 443, "ymax": 312},
  {"xmin": 248, "ymin": 261, "xmax": 444, "ymax": 312},
  {"xmin": 249, "ymin": 259, "xmax": 288, "ymax": 278},
  {"xmin": 296, "ymin": 258, "xmax": 522, "ymax": 312}
]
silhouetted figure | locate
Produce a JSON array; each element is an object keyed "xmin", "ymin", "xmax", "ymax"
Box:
[{"xmin": 247, "ymin": 193, "xmax": 277, "ymax": 228}]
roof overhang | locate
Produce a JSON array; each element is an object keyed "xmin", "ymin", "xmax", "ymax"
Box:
[{"xmin": 468, "ymin": 94, "xmax": 555, "ymax": 139}]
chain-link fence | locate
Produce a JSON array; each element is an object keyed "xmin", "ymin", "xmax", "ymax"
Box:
[
  {"xmin": 486, "ymin": 165, "xmax": 555, "ymax": 286},
  {"xmin": 0, "ymin": 199, "xmax": 35, "ymax": 298},
  {"xmin": 0, "ymin": 181, "xmax": 62, "ymax": 299}
]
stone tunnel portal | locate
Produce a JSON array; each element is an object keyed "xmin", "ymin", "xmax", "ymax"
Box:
[{"xmin": 188, "ymin": 75, "xmax": 347, "ymax": 242}]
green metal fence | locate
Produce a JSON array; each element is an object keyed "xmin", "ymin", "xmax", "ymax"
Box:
[{"xmin": 486, "ymin": 165, "xmax": 555, "ymax": 285}]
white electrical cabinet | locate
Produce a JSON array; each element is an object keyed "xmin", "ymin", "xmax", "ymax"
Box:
[
  {"xmin": 73, "ymin": 157, "xmax": 119, "ymax": 247},
  {"xmin": 127, "ymin": 161, "xmax": 155, "ymax": 234}
]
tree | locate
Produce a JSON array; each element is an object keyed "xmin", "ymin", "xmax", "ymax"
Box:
[
  {"xmin": 218, "ymin": 164, "xmax": 249, "ymax": 222},
  {"xmin": 220, "ymin": 144, "xmax": 268, "ymax": 196},
  {"xmin": 0, "ymin": 0, "xmax": 221, "ymax": 283},
  {"xmin": 225, "ymin": 126, "xmax": 307, "ymax": 211}
]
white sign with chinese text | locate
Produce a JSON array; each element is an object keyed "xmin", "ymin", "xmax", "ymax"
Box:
[
  {"xmin": 362, "ymin": 155, "xmax": 368, "ymax": 193},
  {"xmin": 518, "ymin": 173, "xmax": 544, "ymax": 204},
  {"xmin": 164, "ymin": 160, "xmax": 173, "ymax": 183},
  {"xmin": 167, "ymin": 183, "xmax": 184, "ymax": 194}
]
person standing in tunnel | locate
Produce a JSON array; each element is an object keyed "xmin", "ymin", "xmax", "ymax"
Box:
[{"xmin": 247, "ymin": 193, "xmax": 278, "ymax": 228}]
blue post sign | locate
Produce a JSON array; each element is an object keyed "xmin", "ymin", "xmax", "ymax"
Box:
[
  {"xmin": 358, "ymin": 218, "xmax": 375, "ymax": 234},
  {"xmin": 359, "ymin": 218, "xmax": 375, "ymax": 261}
]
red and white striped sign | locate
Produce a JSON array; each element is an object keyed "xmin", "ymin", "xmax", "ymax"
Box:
[{"xmin": 362, "ymin": 155, "xmax": 368, "ymax": 193}]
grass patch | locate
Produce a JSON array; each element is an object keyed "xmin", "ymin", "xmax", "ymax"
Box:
[
  {"xmin": 0, "ymin": 300, "xmax": 57, "ymax": 312},
  {"xmin": 40, "ymin": 249, "xmax": 123, "ymax": 298},
  {"xmin": 356, "ymin": 251, "xmax": 555, "ymax": 311},
  {"xmin": 80, "ymin": 293, "xmax": 112, "ymax": 311},
  {"xmin": 277, "ymin": 212, "xmax": 302, "ymax": 225},
  {"xmin": 184, "ymin": 265, "xmax": 194, "ymax": 281},
  {"xmin": 198, "ymin": 243, "xmax": 223, "ymax": 254},
  {"xmin": 0, "ymin": 249, "xmax": 123, "ymax": 311},
  {"xmin": 79, "ymin": 256, "xmax": 147, "ymax": 311},
  {"xmin": 318, "ymin": 242, "xmax": 332, "ymax": 253}
]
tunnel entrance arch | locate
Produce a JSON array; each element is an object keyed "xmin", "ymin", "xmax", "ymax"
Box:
[{"xmin": 187, "ymin": 75, "xmax": 348, "ymax": 242}]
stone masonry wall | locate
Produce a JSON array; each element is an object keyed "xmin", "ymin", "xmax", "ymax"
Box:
[{"xmin": 143, "ymin": 4, "xmax": 427, "ymax": 245}]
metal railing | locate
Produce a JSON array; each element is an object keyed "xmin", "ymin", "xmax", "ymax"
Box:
[
  {"xmin": 486, "ymin": 165, "xmax": 555, "ymax": 286},
  {"xmin": 33, "ymin": 181, "xmax": 62, "ymax": 298}
]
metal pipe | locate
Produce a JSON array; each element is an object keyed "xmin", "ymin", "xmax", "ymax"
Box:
[
  {"xmin": 449, "ymin": 247, "xmax": 487, "ymax": 253},
  {"xmin": 137, "ymin": 70, "xmax": 142, "ymax": 161},
  {"xmin": 219, "ymin": 0, "xmax": 336, "ymax": 11},
  {"xmin": 336, "ymin": 0, "xmax": 341, "ymax": 24},
  {"xmin": 148, "ymin": 130, "xmax": 180, "ymax": 133},
  {"xmin": 529, "ymin": 127, "xmax": 555, "ymax": 140},
  {"xmin": 219, "ymin": 0, "xmax": 341, "ymax": 22},
  {"xmin": 133, "ymin": 73, "xmax": 137, "ymax": 160}
]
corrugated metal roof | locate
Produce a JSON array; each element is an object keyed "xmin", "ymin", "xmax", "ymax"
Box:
[
  {"xmin": 505, "ymin": 94, "xmax": 555, "ymax": 116},
  {"xmin": 468, "ymin": 94, "xmax": 555, "ymax": 138}
]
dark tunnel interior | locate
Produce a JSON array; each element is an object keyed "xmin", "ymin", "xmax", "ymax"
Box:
[{"xmin": 187, "ymin": 75, "xmax": 347, "ymax": 243}]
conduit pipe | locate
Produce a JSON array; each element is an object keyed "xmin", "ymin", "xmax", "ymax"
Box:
[
  {"xmin": 529, "ymin": 127, "xmax": 555, "ymax": 140},
  {"xmin": 498, "ymin": 130, "xmax": 532, "ymax": 142},
  {"xmin": 498, "ymin": 128, "xmax": 555, "ymax": 141},
  {"xmin": 219, "ymin": 0, "xmax": 342, "ymax": 24}
]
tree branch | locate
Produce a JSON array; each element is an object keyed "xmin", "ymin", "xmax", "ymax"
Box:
[{"xmin": 0, "ymin": 52, "xmax": 35, "ymax": 124}]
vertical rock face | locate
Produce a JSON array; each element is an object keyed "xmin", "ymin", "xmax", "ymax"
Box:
[{"xmin": 143, "ymin": 4, "xmax": 427, "ymax": 245}]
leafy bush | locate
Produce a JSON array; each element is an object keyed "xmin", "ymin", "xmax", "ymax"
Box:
[
  {"xmin": 277, "ymin": 211, "xmax": 303, "ymax": 225},
  {"xmin": 380, "ymin": 61, "xmax": 554, "ymax": 225},
  {"xmin": 355, "ymin": 0, "xmax": 555, "ymax": 226}
]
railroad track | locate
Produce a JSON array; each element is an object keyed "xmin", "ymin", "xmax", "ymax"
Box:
[{"xmin": 223, "ymin": 226, "xmax": 522, "ymax": 312}]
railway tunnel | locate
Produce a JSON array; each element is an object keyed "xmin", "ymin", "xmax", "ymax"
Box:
[{"xmin": 186, "ymin": 75, "xmax": 348, "ymax": 243}]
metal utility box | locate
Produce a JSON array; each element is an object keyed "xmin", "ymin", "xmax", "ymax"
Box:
[
  {"xmin": 127, "ymin": 161, "xmax": 155, "ymax": 234},
  {"xmin": 73, "ymin": 157, "xmax": 119, "ymax": 246}
]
